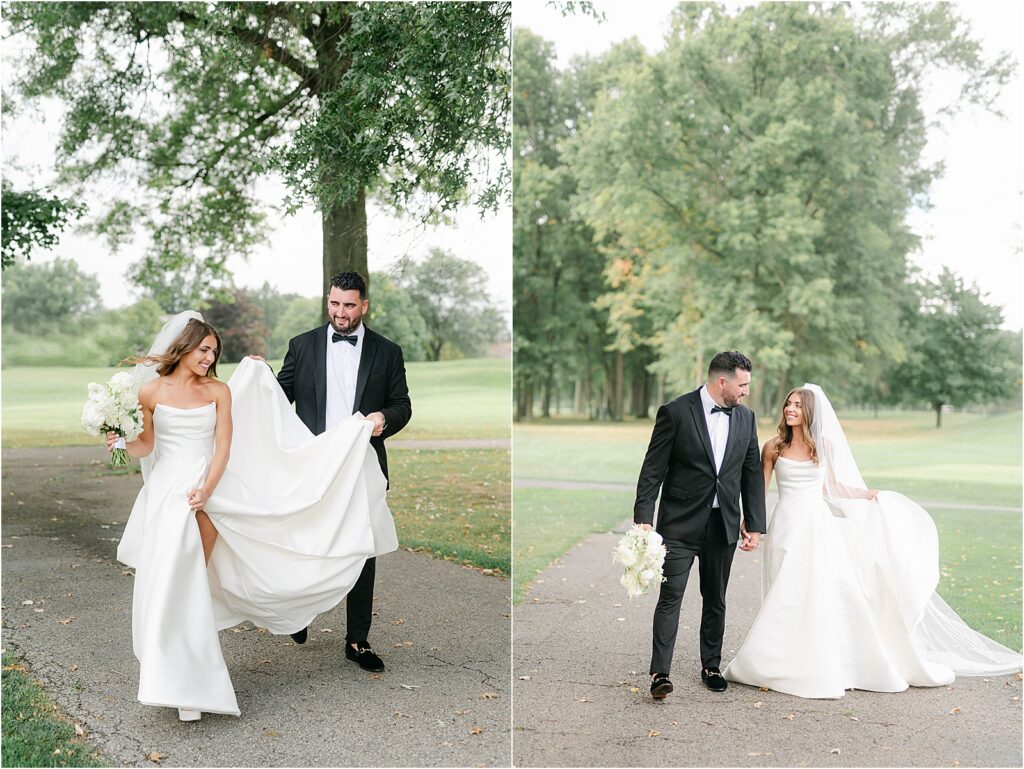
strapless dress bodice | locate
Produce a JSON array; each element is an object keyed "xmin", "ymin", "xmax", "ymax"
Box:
[
  {"xmin": 775, "ymin": 456, "xmax": 826, "ymax": 500},
  {"xmin": 152, "ymin": 402, "xmax": 216, "ymax": 459}
]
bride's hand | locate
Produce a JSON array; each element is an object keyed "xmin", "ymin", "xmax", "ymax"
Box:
[
  {"xmin": 105, "ymin": 430, "xmax": 120, "ymax": 453},
  {"xmin": 187, "ymin": 488, "xmax": 210, "ymax": 512},
  {"xmin": 867, "ymin": 489, "xmax": 879, "ymax": 501}
]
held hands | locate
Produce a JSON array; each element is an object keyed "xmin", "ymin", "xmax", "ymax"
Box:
[
  {"xmin": 366, "ymin": 411, "xmax": 386, "ymax": 438},
  {"xmin": 738, "ymin": 521, "xmax": 761, "ymax": 552},
  {"xmin": 187, "ymin": 487, "xmax": 210, "ymax": 512}
]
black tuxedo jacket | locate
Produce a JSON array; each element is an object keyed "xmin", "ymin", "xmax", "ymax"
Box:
[
  {"xmin": 633, "ymin": 387, "xmax": 766, "ymax": 545},
  {"xmin": 277, "ymin": 324, "xmax": 412, "ymax": 481}
]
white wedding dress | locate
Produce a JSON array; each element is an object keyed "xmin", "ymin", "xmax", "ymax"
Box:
[
  {"xmin": 116, "ymin": 357, "xmax": 398, "ymax": 715},
  {"xmin": 723, "ymin": 403, "xmax": 1021, "ymax": 698}
]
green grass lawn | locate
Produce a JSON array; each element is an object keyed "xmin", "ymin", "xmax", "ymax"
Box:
[
  {"xmin": 513, "ymin": 410, "xmax": 1023, "ymax": 649},
  {"xmin": 389, "ymin": 448, "xmax": 510, "ymax": 575},
  {"xmin": 1, "ymin": 357, "xmax": 511, "ymax": 447},
  {"xmin": 1, "ymin": 654, "xmax": 106, "ymax": 767}
]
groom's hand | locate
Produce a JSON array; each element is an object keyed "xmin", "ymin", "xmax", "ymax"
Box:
[
  {"xmin": 638, "ymin": 523, "xmax": 652, "ymax": 532},
  {"xmin": 366, "ymin": 411, "xmax": 386, "ymax": 437}
]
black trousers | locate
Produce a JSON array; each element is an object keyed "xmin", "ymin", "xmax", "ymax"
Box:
[
  {"xmin": 649, "ymin": 512, "xmax": 736, "ymax": 675},
  {"xmin": 345, "ymin": 557, "xmax": 375, "ymax": 644}
]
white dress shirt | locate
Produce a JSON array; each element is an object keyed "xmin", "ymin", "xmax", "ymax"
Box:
[
  {"xmin": 700, "ymin": 384, "xmax": 730, "ymax": 508},
  {"xmin": 325, "ymin": 323, "xmax": 364, "ymax": 430}
]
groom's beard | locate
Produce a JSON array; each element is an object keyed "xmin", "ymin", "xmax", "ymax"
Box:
[{"xmin": 331, "ymin": 316, "xmax": 363, "ymax": 334}]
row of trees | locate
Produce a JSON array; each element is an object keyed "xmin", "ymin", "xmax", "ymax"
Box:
[
  {"xmin": 513, "ymin": 4, "xmax": 1019, "ymax": 425},
  {"xmin": 1, "ymin": 250, "xmax": 507, "ymax": 367}
]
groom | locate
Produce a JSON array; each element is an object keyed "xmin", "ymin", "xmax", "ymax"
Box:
[
  {"xmin": 277, "ymin": 270, "xmax": 412, "ymax": 672},
  {"xmin": 633, "ymin": 351, "xmax": 766, "ymax": 699}
]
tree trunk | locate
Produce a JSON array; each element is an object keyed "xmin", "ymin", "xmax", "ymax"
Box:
[
  {"xmin": 541, "ymin": 371, "xmax": 552, "ymax": 418},
  {"xmin": 322, "ymin": 190, "xmax": 369, "ymax": 320},
  {"xmin": 612, "ymin": 351, "xmax": 624, "ymax": 422},
  {"xmin": 655, "ymin": 374, "xmax": 665, "ymax": 411},
  {"xmin": 935, "ymin": 402, "xmax": 943, "ymax": 428}
]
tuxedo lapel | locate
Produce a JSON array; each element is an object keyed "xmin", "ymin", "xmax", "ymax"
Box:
[
  {"xmin": 353, "ymin": 328, "xmax": 379, "ymax": 414},
  {"xmin": 686, "ymin": 390, "xmax": 716, "ymax": 471},
  {"xmin": 313, "ymin": 324, "xmax": 328, "ymax": 432}
]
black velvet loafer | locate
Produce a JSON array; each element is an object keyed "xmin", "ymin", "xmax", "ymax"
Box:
[
  {"xmin": 289, "ymin": 627, "xmax": 308, "ymax": 645},
  {"xmin": 650, "ymin": 673, "xmax": 673, "ymax": 699},
  {"xmin": 701, "ymin": 666, "xmax": 728, "ymax": 692},
  {"xmin": 345, "ymin": 641, "xmax": 385, "ymax": 672}
]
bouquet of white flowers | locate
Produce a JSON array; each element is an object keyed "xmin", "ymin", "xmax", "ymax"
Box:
[
  {"xmin": 613, "ymin": 524, "xmax": 667, "ymax": 599},
  {"xmin": 81, "ymin": 371, "xmax": 145, "ymax": 467}
]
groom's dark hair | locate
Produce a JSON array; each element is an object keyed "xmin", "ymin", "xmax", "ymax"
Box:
[
  {"xmin": 708, "ymin": 351, "xmax": 752, "ymax": 378},
  {"xmin": 329, "ymin": 271, "xmax": 367, "ymax": 299}
]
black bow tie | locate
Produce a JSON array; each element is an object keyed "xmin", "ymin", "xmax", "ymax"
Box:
[
  {"xmin": 332, "ymin": 332, "xmax": 357, "ymax": 346},
  {"xmin": 711, "ymin": 405, "xmax": 733, "ymax": 416}
]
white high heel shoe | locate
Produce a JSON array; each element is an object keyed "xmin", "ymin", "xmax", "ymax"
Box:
[{"xmin": 177, "ymin": 708, "xmax": 202, "ymax": 722}]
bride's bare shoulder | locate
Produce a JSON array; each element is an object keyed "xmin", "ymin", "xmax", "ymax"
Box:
[{"xmin": 761, "ymin": 436, "xmax": 781, "ymax": 460}]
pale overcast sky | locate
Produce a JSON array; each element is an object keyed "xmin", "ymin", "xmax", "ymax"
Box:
[{"xmin": 514, "ymin": 0, "xmax": 1023, "ymax": 330}]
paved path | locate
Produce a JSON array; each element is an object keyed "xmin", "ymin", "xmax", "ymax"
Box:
[
  {"xmin": 513, "ymin": 519, "xmax": 1022, "ymax": 768},
  {"xmin": 515, "ymin": 477, "xmax": 1023, "ymax": 513},
  {"xmin": 1, "ymin": 447, "xmax": 510, "ymax": 767}
]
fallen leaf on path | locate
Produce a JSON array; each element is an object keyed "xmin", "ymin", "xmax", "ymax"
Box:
[
  {"xmin": 75, "ymin": 723, "xmax": 86, "ymax": 737},
  {"xmin": 400, "ymin": 684, "xmax": 419, "ymax": 690},
  {"xmin": 949, "ymin": 707, "xmax": 961, "ymax": 715},
  {"xmin": 259, "ymin": 659, "xmax": 272, "ymax": 665},
  {"xmin": 518, "ymin": 675, "xmax": 531, "ymax": 681},
  {"xmin": 783, "ymin": 713, "xmax": 796, "ymax": 720},
  {"xmin": 630, "ymin": 687, "xmax": 640, "ymax": 693},
  {"xmin": 574, "ymin": 697, "xmax": 591, "ymax": 703},
  {"xmin": 392, "ymin": 619, "xmax": 406, "ymax": 625},
  {"xmin": 469, "ymin": 727, "xmax": 483, "ymax": 735},
  {"xmin": 456, "ymin": 709, "xmax": 470, "ymax": 716},
  {"xmin": 319, "ymin": 628, "xmax": 333, "ymax": 633},
  {"xmin": 59, "ymin": 617, "xmax": 76, "ymax": 625},
  {"xmin": 850, "ymin": 716, "xmax": 860, "ymax": 721},
  {"xmin": 753, "ymin": 701, "xmax": 763, "ymax": 709},
  {"xmin": 441, "ymin": 741, "xmax": 454, "ymax": 747},
  {"xmin": 482, "ymin": 692, "xmax": 499, "ymax": 699},
  {"xmin": 647, "ymin": 730, "xmax": 660, "ymax": 737},
  {"xmin": 21, "ymin": 600, "xmax": 33, "ymax": 606},
  {"xmin": 616, "ymin": 618, "xmax": 625, "ymax": 622},
  {"xmin": 748, "ymin": 752, "xmax": 773, "ymax": 757},
  {"xmin": 33, "ymin": 608, "xmax": 44, "ymax": 613},
  {"xmin": 146, "ymin": 752, "xmax": 166, "ymax": 763},
  {"xmin": 369, "ymin": 674, "xmax": 384, "ymax": 681},
  {"xmin": 392, "ymin": 711, "xmax": 412, "ymax": 719},
  {"xmin": 263, "ymin": 729, "xmax": 281, "ymax": 737},
  {"xmin": 1017, "ymin": 673, "xmax": 1023, "ymax": 681},
  {"xmin": 3, "ymin": 663, "xmax": 27, "ymax": 672},
  {"xmin": 70, "ymin": 665, "xmax": 79, "ymax": 671},
  {"xmin": 830, "ymin": 748, "xmax": 841, "ymax": 755}
]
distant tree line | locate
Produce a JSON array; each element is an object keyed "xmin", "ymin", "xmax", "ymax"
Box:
[
  {"xmin": 513, "ymin": 3, "xmax": 1019, "ymax": 425},
  {"xmin": 1, "ymin": 250, "xmax": 507, "ymax": 367}
]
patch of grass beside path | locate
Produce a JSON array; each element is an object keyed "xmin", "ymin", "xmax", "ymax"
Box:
[
  {"xmin": 934, "ymin": 506, "xmax": 1023, "ymax": 650},
  {"xmin": 1, "ymin": 653, "xmax": 107, "ymax": 768},
  {"xmin": 513, "ymin": 486, "xmax": 634, "ymax": 602},
  {"xmin": 388, "ymin": 448, "xmax": 510, "ymax": 575},
  {"xmin": 1, "ymin": 357, "xmax": 510, "ymax": 447}
]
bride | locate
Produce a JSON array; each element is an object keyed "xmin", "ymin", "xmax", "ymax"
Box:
[
  {"xmin": 723, "ymin": 384, "xmax": 1021, "ymax": 699},
  {"xmin": 105, "ymin": 311, "xmax": 397, "ymax": 721}
]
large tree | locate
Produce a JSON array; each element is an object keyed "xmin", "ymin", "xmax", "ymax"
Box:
[
  {"xmin": 888, "ymin": 268, "xmax": 1017, "ymax": 427},
  {"xmin": 0, "ymin": 182, "xmax": 83, "ymax": 269},
  {"xmin": 537, "ymin": 2, "xmax": 1012, "ymax": 414},
  {"xmin": 3, "ymin": 2, "xmax": 510, "ymax": 303}
]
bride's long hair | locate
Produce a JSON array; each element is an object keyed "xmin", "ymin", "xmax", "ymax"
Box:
[
  {"xmin": 125, "ymin": 318, "xmax": 223, "ymax": 378},
  {"xmin": 774, "ymin": 387, "xmax": 818, "ymax": 464}
]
